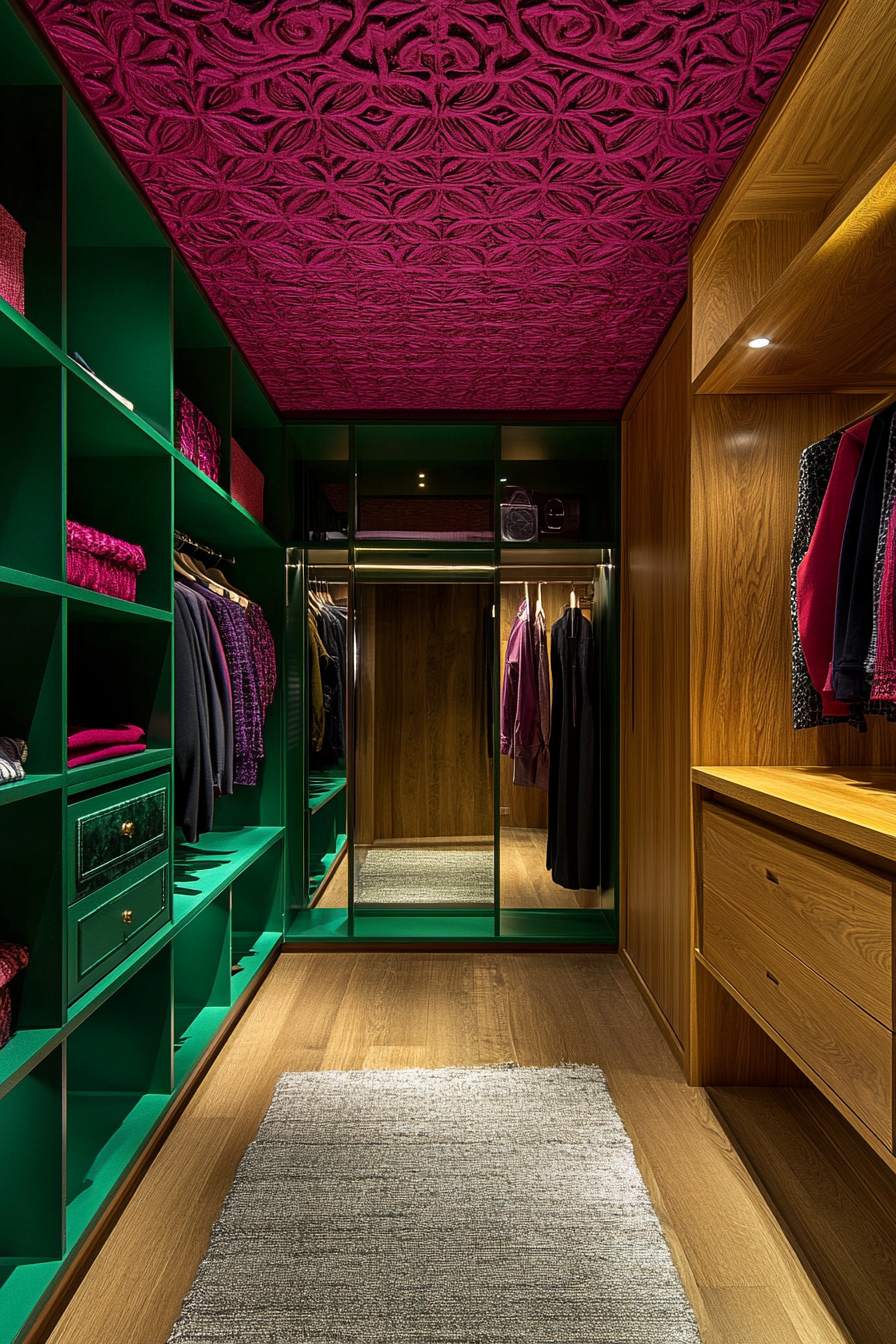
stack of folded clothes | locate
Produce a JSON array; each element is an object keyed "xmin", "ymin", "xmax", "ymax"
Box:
[
  {"xmin": 0, "ymin": 942, "xmax": 29, "ymax": 1049},
  {"xmin": 67, "ymin": 723, "xmax": 146, "ymax": 768},
  {"xmin": 0, "ymin": 736, "xmax": 27, "ymax": 785}
]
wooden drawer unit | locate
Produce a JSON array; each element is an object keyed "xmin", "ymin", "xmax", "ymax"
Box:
[
  {"xmin": 703, "ymin": 881, "xmax": 893, "ymax": 1146},
  {"xmin": 68, "ymin": 773, "xmax": 170, "ymax": 901},
  {"xmin": 67, "ymin": 859, "xmax": 170, "ymax": 1004},
  {"xmin": 702, "ymin": 802, "xmax": 894, "ymax": 1025}
]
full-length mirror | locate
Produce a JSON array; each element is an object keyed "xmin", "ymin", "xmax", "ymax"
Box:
[{"xmin": 353, "ymin": 575, "xmax": 495, "ymax": 910}]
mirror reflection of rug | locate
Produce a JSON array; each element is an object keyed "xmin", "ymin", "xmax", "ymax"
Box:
[
  {"xmin": 355, "ymin": 847, "xmax": 495, "ymax": 906},
  {"xmin": 168, "ymin": 1065, "xmax": 702, "ymax": 1344}
]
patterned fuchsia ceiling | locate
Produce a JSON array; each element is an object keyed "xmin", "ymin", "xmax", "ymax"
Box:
[{"xmin": 29, "ymin": 0, "xmax": 824, "ymax": 414}]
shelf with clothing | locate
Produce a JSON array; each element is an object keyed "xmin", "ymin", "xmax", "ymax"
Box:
[{"xmin": 0, "ymin": 6, "xmax": 288, "ymax": 1340}]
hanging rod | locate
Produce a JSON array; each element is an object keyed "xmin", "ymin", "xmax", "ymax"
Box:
[{"xmin": 174, "ymin": 529, "xmax": 235, "ymax": 566}]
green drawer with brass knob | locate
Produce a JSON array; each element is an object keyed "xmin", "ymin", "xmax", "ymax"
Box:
[
  {"xmin": 68, "ymin": 773, "xmax": 170, "ymax": 902},
  {"xmin": 67, "ymin": 857, "xmax": 171, "ymax": 1004}
]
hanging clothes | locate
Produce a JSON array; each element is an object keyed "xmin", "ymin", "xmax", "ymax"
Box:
[
  {"xmin": 546, "ymin": 607, "xmax": 598, "ymax": 891},
  {"xmin": 871, "ymin": 493, "xmax": 896, "ymax": 700},
  {"xmin": 865, "ymin": 409, "xmax": 896, "ymax": 682},
  {"xmin": 789, "ymin": 431, "xmax": 848, "ymax": 729},
  {"xmin": 500, "ymin": 599, "xmax": 550, "ymax": 788},
  {"xmin": 796, "ymin": 417, "xmax": 871, "ymax": 716},
  {"xmin": 173, "ymin": 573, "xmax": 277, "ymax": 840},
  {"xmin": 831, "ymin": 408, "xmax": 894, "ymax": 703}
]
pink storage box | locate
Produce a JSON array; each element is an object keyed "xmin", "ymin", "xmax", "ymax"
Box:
[
  {"xmin": 0, "ymin": 942, "xmax": 29, "ymax": 1050},
  {"xmin": 0, "ymin": 201, "xmax": 26, "ymax": 316},
  {"xmin": 67, "ymin": 520, "xmax": 147, "ymax": 603},
  {"xmin": 231, "ymin": 438, "xmax": 264, "ymax": 523},
  {"xmin": 175, "ymin": 389, "xmax": 221, "ymax": 484}
]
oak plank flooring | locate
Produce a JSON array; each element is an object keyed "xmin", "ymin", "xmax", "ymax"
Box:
[{"xmin": 45, "ymin": 952, "xmax": 880, "ymax": 1344}]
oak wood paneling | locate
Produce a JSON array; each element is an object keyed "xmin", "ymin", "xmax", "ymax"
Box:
[
  {"xmin": 691, "ymin": 0, "xmax": 896, "ymax": 377},
  {"xmin": 620, "ymin": 317, "xmax": 691, "ymax": 1050},
  {"xmin": 360, "ymin": 584, "xmax": 493, "ymax": 841},
  {"xmin": 690, "ymin": 392, "xmax": 892, "ymax": 768}
]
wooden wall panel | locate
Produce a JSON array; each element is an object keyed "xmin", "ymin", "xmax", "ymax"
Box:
[
  {"xmin": 620, "ymin": 316, "xmax": 692, "ymax": 1049},
  {"xmin": 364, "ymin": 584, "xmax": 493, "ymax": 841},
  {"xmin": 690, "ymin": 393, "xmax": 893, "ymax": 768}
]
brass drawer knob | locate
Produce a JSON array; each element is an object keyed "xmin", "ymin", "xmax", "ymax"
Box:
[
  {"xmin": 120, "ymin": 820, "xmax": 136, "ymax": 838},
  {"xmin": 122, "ymin": 909, "xmax": 133, "ymax": 924}
]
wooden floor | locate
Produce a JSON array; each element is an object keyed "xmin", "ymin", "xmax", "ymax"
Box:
[
  {"xmin": 45, "ymin": 951, "xmax": 896, "ymax": 1344},
  {"xmin": 318, "ymin": 830, "xmax": 602, "ymax": 909}
]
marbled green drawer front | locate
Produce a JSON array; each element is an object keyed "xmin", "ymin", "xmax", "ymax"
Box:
[
  {"xmin": 70, "ymin": 775, "xmax": 169, "ymax": 900},
  {"xmin": 68, "ymin": 863, "xmax": 169, "ymax": 1004}
]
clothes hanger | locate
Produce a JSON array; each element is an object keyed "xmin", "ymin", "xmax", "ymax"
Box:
[
  {"xmin": 206, "ymin": 559, "xmax": 252, "ymax": 604},
  {"xmin": 524, "ymin": 580, "xmax": 529, "ymax": 609},
  {"xmin": 536, "ymin": 582, "xmax": 544, "ymax": 619},
  {"xmin": 570, "ymin": 584, "xmax": 578, "ymax": 610}
]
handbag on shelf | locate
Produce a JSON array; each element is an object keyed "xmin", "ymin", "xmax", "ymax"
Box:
[
  {"xmin": 535, "ymin": 493, "xmax": 581, "ymax": 540},
  {"xmin": 500, "ymin": 486, "xmax": 539, "ymax": 543}
]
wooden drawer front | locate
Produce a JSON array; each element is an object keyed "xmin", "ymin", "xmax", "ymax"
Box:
[
  {"xmin": 703, "ymin": 802, "xmax": 893, "ymax": 1025},
  {"xmin": 704, "ymin": 885, "xmax": 893, "ymax": 1144},
  {"xmin": 69, "ymin": 774, "xmax": 169, "ymax": 900},
  {"xmin": 68, "ymin": 862, "xmax": 170, "ymax": 1004}
]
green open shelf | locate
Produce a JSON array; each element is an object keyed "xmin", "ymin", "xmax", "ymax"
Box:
[
  {"xmin": 0, "ymin": 774, "xmax": 61, "ymax": 808},
  {"xmin": 0, "ymin": 297, "xmax": 63, "ymax": 368},
  {"xmin": 308, "ymin": 770, "xmax": 346, "ymax": 812},
  {"xmin": 308, "ymin": 835, "xmax": 347, "ymax": 899},
  {"xmin": 64, "ymin": 749, "xmax": 173, "ymax": 793},
  {"xmin": 174, "ymin": 827, "xmax": 285, "ymax": 914}
]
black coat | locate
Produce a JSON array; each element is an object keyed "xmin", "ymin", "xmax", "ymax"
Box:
[
  {"xmin": 546, "ymin": 608, "xmax": 599, "ymax": 890},
  {"xmin": 831, "ymin": 408, "xmax": 894, "ymax": 702}
]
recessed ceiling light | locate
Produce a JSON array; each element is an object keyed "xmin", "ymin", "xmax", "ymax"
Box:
[
  {"xmin": 499, "ymin": 477, "xmax": 507, "ymax": 483},
  {"xmin": 748, "ymin": 337, "xmax": 770, "ymax": 348},
  {"xmin": 418, "ymin": 472, "xmax": 425, "ymax": 478},
  {"xmin": 418, "ymin": 482, "xmax": 425, "ymax": 487}
]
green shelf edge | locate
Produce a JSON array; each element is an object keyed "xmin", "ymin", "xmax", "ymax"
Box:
[
  {"xmin": 308, "ymin": 773, "xmax": 347, "ymax": 813},
  {"xmin": 173, "ymin": 827, "xmax": 285, "ymax": 913},
  {"xmin": 64, "ymin": 749, "xmax": 173, "ymax": 795},
  {"xmin": 0, "ymin": 934, "xmax": 280, "ymax": 1344},
  {"xmin": 286, "ymin": 908, "xmax": 617, "ymax": 944},
  {"xmin": 0, "ymin": 774, "xmax": 63, "ymax": 808},
  {"xmin": 0, "ymin": 566, "xmax": 172, "ymax": 621},
  {"xmin": 0, "ymin": 827, "xmax": 285, "ymax": 1101}
]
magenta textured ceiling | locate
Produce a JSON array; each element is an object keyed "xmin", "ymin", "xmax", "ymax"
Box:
[{"xmin": 29, "ymin": 1, "xmax": 823, "ymax": 414}]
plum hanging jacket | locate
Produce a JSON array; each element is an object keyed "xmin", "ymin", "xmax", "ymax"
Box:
[{"xmin": 796, "ymin": 417, "xmax": 872, "ymax": 715}]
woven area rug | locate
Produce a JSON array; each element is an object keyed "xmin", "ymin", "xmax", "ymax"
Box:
[
  {"xmin": 355, "ymin": 847, "xmax": 494, "ymax": 906},
  {"xmin": 168, "ymin": 1065, "xmax": 701, "ymax": 1343}
]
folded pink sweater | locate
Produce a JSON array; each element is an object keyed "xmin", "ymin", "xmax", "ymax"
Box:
[
  {"xmin": 67, "ymin": 724, "xmax": 145, "ymax": 750},
  {"xmin": 68, "ymin": 743, "xmax": 147, "ymax": 769}
]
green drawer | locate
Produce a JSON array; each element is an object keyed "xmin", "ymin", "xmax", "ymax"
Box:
[
  {"xmin": 69, "ymin": 773, "xmax": 169, "ymax": 901},
  {"xmin": 67, "ymin": 860, "xmax": 170, "ymax": 1004}
]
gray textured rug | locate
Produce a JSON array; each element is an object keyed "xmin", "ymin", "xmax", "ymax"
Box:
[
  {"xmin": 169, "ymin": 1065, "xmax": 701, "ymax": 1343},
  {"xmin": 355, "ymin": 847, "xmax": 494, "ymax": 905}
]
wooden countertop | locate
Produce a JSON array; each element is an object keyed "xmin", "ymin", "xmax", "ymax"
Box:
[{"xmin": 692, "ymin": 766, "xmax": 896, "ymax": 863}]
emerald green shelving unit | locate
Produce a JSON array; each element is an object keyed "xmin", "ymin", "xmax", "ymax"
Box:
[{"xmin": 0, "ymin": 7, "xmax": 287, "ymax": 1341}]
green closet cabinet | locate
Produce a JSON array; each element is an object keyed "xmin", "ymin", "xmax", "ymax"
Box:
[{"xmin": 0, "ymin": 5, "xmax": 286, "ymax": 1342}]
